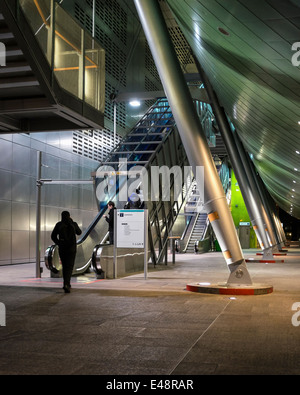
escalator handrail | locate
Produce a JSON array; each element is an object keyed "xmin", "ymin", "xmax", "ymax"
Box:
[{"xmin": 44, "ymin": 244, "xmax": 61, "ymax": 274}]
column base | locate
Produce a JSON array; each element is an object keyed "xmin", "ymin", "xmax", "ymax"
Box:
[{"xmin": 186, "ymin": 282, "xmax": 273, "ymax": 295}]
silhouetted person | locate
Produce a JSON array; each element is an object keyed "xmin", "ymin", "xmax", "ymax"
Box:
[
  {"xmin": 104, "ymin": 201, "xmax": 116, "ymax": 244},
  {"xmin": 51, "ymin": 211, "xmax": 82, "ymax": 293}
]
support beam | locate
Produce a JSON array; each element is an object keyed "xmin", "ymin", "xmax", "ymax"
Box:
[
  {"xmin": 241, "ymin": 140, "xmax": 283, "ymax": 250},
  {"xmin": 193, "ymin": 57, "xmax": 273, "ymax": 259},
  {"xmin": 134, "ymin": 0, "xmax": 252, "ymax": 285},
  {"xmin": 35, "ymin": 151, "xmax": 42, "ymax": 278}
]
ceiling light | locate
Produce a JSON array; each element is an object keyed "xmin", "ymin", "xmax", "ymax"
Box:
[
  {"xmin": 293, "ymin": 180, "xmax": 296, "ymax": 183},
  {"xmin": 129, "ymin": 100, "xmax": 141, "ymax": 107},
  {"xmin": 296, "ymin": 150, "xmax": 300, "ymax": 154},
  {"xmin": 218, "ymin": 27, "xmax": 230, "ymax": 36},
  {"xmin": 294, "ymin": 168, "xmax": 298, "ymax": 171}
]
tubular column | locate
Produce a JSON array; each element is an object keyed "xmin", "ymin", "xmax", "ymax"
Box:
[{"xmin": 134, "ymin": 0, "xmax": 252, "ymax": 285}]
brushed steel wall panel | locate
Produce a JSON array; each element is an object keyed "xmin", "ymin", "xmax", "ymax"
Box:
[
  {"xmin": 72, "ymin": 163, "xmax": 81, "ymax": 178},
  {"xmin": 30, "ymin": 138, "xmax": 46, "ymax": 154},
  {"xmin": 46, "ymin": 132, "xmax": 61, "ymax": 149},
  {"xmin": 0, "ymin": 170, "xmax": 12, "ymax": 200},
  {"xmin": 12, "ymin": 202, "xmax": 30, "ymax": 231},
  {"xmin": 0, "ymin": 200, "xmax": 11, "ymax": 230},
  {"xmin": 0, "ymin": 139, "xmax": 13, "ymax": 171},
  {"xmin": 11, "ymin": 173, "xmax": 31, "ymax": 203},
  {"xmin": 29, "ymin": 176, "xmax": 37, "ymax": 204},
  {"xmin": 0, "ymin": 131, "xmax": 99, "ymax": 265},
  {"xmin": 58, "ymin": 132, "xmax": 73, "ymax": 152},
  {"xmin": 71, "ymin": 186, "xmax": 80, "ymax": 209},
  {"xmin": 43, "ymin": 184, "xmax": 61, "ymax": 207},
  {"xmin": 42, "ymin": 152, "xmax": 60, "ymax": 179},
  {"xmin": 12, "ymin": 134, "xmax": 31, "ymax": 147},
  {"xmin": 0, "ymin": 230, "xmax": 12, "ymax": 261},
  {"xmin": 60, "ymin": 185, "xmax": 73, "ymax": 208},
  {"xmin": 12, "ymin": 144, "xmax": 31, "ymax": 175},
  {"xmin": 12, "ymin": 230, "xmax": 30, "ymax": 261},
  {"xmin": 60, "ymin": 159, "xmax": 72, "ymax": 179},
  {"xmin": 81, "ymin": 188, "xmax": 95, "ymax": 211}
]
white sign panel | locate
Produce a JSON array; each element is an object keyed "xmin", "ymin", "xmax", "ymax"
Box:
[{"xmin": 116, "ymin": 209, "xmax": 145, "ymax": 248}]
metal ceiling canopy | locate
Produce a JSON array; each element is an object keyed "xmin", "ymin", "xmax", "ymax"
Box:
[{"xmin": 165, "ymin": 0, "xmax": 300, "ymax": 219}]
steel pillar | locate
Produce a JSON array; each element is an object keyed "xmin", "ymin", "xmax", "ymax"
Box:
[
  {"xmin": 243, "ymin": 144, "xmax": 283, "ymax": 250},
  {"xmin": 232, "ymin": 130, "xmax": 280, "ymax": 253},
  {"xmin": 255, "ymin": 172, "xmax": 286, "ymax": 246},
  {"xmin": 193, "ymin": 58, "xmax": 273, "ymax": 259},
  {"xmin": 134, "ymin": 0, "xmax": 252, "ymax": 285},
  {"xmin": 35, "ymin": 151, "xmax": 42, "ymax": 278}
]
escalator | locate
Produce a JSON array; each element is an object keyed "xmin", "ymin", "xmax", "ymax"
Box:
[{"xmin": 45, "ymin": 98, "xmax": 189, "ymax": 277}]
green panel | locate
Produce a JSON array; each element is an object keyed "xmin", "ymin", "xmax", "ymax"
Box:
[{"xmin": 230, "ymin": 170, "xmax": 257, "ymax": 248}]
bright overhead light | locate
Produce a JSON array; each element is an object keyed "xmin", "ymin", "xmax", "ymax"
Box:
[
  {"xmin": 293, "ymin": 180, "xmax": 296, "ymax": 183},
  {"xmin": 129, "ymin": 100, "xmax": 141, "ymax": 107},
  {"xmin": 296, "ymin": 150, "xmax": 300, "ymax": 154},
  {"xmin": 294, "ymin": 168, "xmax": 298, "ymax": 171}
]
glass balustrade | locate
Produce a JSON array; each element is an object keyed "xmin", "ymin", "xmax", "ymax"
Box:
[{"xmin": 19, "ymin": 0, "xmax": 105, "ymax": 112}]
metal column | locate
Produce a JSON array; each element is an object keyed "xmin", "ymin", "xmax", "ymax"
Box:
[
  {"xmin": 35, "ymin": 151, "xmax": 42, "ymax": 278},
  {"xmin": 193, "ymin": 59, "xmax": 273, "ymax": 259},
  {"xmin": 134, "ymin": 0, "xmax": 252, "ymax": 285},
  {"xmin": 242, "ymin": 143, "xmax": 283, "ymax": 250},
  {"xmin": 232, "ymin": 129, "xmax": 279, "ymax": 253}
]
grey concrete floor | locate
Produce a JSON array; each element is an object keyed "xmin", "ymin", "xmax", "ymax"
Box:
[{"xmin": 0, "ymin": 248, "xmax": 300, "ymax": 377}]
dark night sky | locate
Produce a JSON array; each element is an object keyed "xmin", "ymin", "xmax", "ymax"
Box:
[{"xmin": 279, "ymin": 208, "xmax": 300, "ymax": 241}]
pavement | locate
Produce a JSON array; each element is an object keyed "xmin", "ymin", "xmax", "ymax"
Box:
[{"xmin": 0, "ymin": 247, "xmax": 300, "ymax": 377}]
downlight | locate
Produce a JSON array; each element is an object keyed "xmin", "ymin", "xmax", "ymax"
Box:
[{"xmin": 218, "ymin": 27, "xmax": 230, "ymax": 36}]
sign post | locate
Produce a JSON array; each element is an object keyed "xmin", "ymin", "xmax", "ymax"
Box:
[
  {"xmin": 144, "ymin": 210, "xmax": 148, "ymax": 279},
  {"xmin": 114, "ymin": 209, "xmax": 148, "ymax": 279}
]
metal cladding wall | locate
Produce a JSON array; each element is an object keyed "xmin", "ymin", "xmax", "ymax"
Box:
[{"xmin": 0, "ymin": 132, "xmax": 99, "ymax": 266}]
